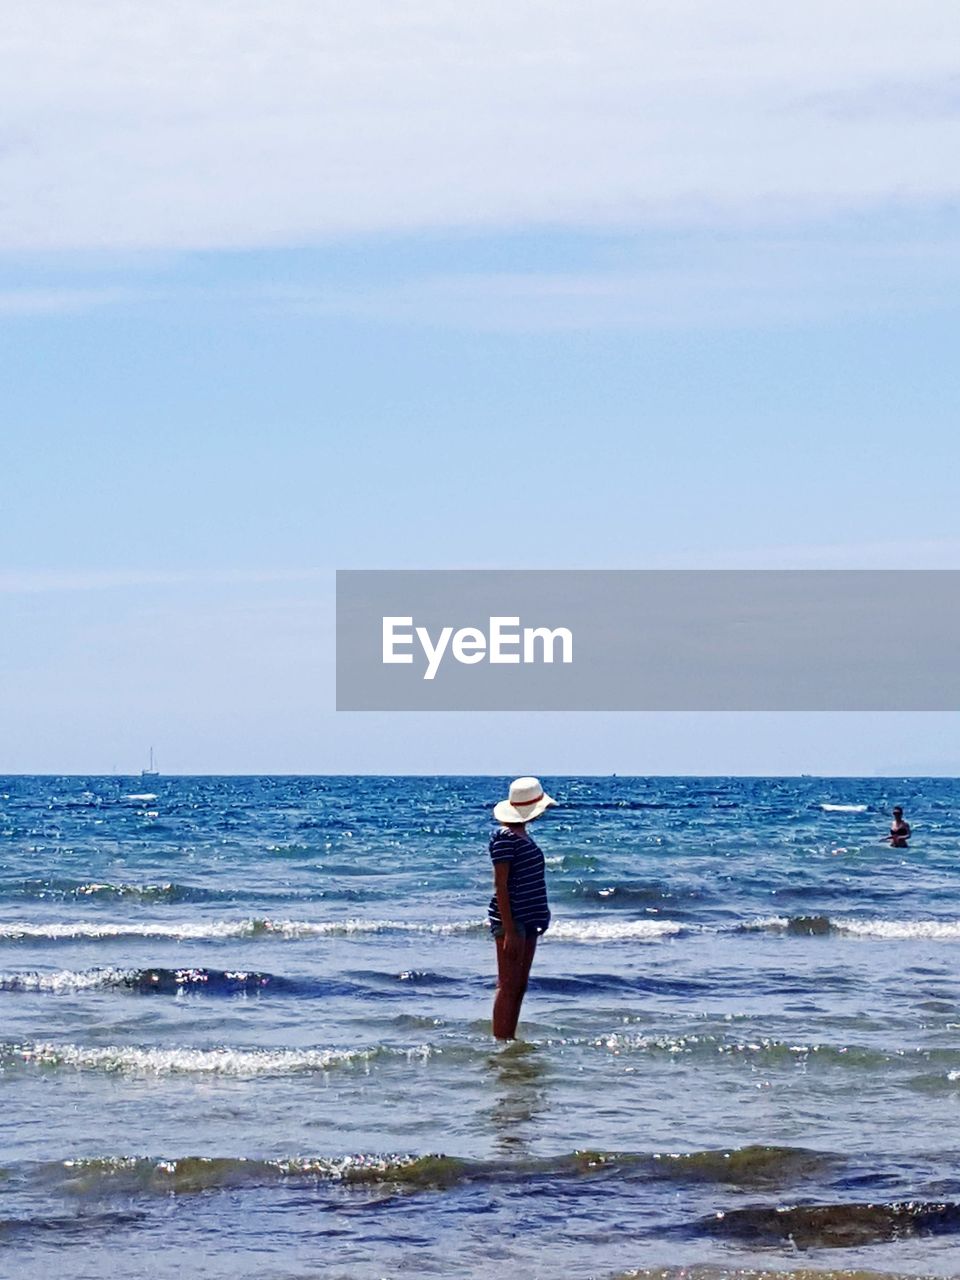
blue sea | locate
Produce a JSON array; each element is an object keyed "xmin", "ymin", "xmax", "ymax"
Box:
[{"xmin": 2, "ymin": 774, "xmax": 960, "ymax": 1280}]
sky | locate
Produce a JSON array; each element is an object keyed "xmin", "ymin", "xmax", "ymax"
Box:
[{"xmin": 2, "ymin": 1, "xmax": 960, "ymax": 774}]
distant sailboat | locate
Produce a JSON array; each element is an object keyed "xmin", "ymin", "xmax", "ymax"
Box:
[{"xmin": 141, "ymin": 748, "xmax": 159, "ymax": 779}]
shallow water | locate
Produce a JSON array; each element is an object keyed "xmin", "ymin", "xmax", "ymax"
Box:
[{"xmin": 1, "ymin": 774, "xmax": 959, "ymax": 1278}]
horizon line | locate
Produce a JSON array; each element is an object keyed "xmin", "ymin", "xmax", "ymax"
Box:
[{"xmin": 0, "ymin": 771, "xmax": 954, "ymax": 781}]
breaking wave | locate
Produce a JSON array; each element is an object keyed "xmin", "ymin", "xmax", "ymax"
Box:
[
  {"xmin": 745, "ymin": 916, "xmax": 960, "ymax": 941},
  {"xmin": 2, "ymin": 1040, "xmax": 434, "ymax": 1076},
  {"xmin": 549, "ymin": 919, "xmax": 685, "ymax": 941},
  {"xmin": 0, "ymin": 967, "xmax": 136, "ymax": 993},
  {"xmin": 582, "ymin": 1031, "xmax": 960, "ymax": 1073},
  {"xmin": 0, "ymin": 966, "xmax": 462, "ymax": 998},
  {"xmin": 6, "ymin": 1029, "xmax": 955, "ymax": 1077},
  {"xmin": 31, "ymin": 1143, "xmax": 834, "ymax": 1197},
  {"xmin": 0, "ymin": 917, "xmax": 685, "ymax": 944},
  {"xmin": 0, "ymin": 917, "xmax": 486, "ymax": 943},
  {"xmin": 0, "ymin": 967, "xmax": 288, "ymax": 995},
  {"xmin": 4, "ymin": 912, "xmax": 958, "ymax": 949}
]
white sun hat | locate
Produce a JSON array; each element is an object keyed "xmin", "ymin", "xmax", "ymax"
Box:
[{"xmin": 493, "ymin": 776, "xmax": 557, "ymax": 825}]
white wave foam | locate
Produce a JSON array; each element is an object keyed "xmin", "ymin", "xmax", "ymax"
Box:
[
  {"xmin": 123, "ymin": 793, "xmax": 157, "ymax": 802},
  {"xmin": 0, "ymin": 968, "xmax": 131, "ymax": 992},
  {"xmin": 833, "ymin": 919, "xmax": 960, "ymax": 940},
  {"xmin": 0, "ymin": 917, "xmax": 684, "ymax": 944},
  {"xmin": 0, "ymin": 920, "xmax": 260, "ymax": 941},
  {"xmin": 749, "ymin": 915, "xmax": 960, "ymax": 941},
  {"xmin": 0, "ymin": 918, "xmax": 485, "ymax": 942},
  {"xmin": 744, "ymin": 916, "xmax": 791, "ymax": 932},
  {"xmin": 7, "ymin": 915, "xmax": 954, "ymax": 946},
  {"xmin": 820, "ymin": 803, "xmax": 868, "ymax": 812},
  {"xmin": 591, "ymin": 1031, "xmax": 864, "ymax": 1060},
  {"xmin": 72, "ymin": 883, "xmax": 177, "ymax": 897},
  {"xmin": 298, "ymin": 918, "xmax": 484, "ymax": 936},
  {"xmin": 8, "ymin": 1041, "xmax": 434, "ymax": 1076},
  {"xmin": 592, "ymin": 1031, "xmax": 705, "ymax": 1054},
  {"xmin": 56, "ymin": 1153, "xmax": 431, "ymax": 1184},
  {"xmin": 548, "ymin": 919, "xmax": 684, "ymax": 942}
]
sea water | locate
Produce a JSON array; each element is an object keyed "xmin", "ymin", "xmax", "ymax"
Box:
[{"xmin": 2, "ymin": 774, "xmax": 960, "ymax": 1279}]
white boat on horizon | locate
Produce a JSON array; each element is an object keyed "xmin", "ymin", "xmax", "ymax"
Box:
[{"xmin": 141, "ymin": 747, "xmax": 159, "ymax": 779}]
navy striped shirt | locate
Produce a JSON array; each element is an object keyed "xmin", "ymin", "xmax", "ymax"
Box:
[{"xmin": 487, "ymin": 827, "xmax": 551, "ymax": 935}]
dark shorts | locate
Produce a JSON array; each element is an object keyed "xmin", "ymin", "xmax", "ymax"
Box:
[{"xmin": 490, "ymin": 920, "xmax": 546, "ymax": 940}]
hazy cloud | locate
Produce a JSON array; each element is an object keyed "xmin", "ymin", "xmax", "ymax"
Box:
[{"xmin": 3, "ymin": 2, "xmax": 960, "ymax": 251}]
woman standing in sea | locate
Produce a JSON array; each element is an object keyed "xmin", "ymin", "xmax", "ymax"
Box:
[{"xmin": 488, "ymin": 777, "xmax": 556, "ymax": 1040}]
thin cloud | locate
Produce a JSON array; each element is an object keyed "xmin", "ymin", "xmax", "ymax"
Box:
[
  {"xmin": 0, "ymin": 568, "xmax": 328, "ymax": 594},
  {"xmin": 261, "ymin": 229, "xmax": 960, "ymax": 330},
  {"xmin": 5, "ymin": 541, "xmax": 960, "ymax": 597},
  {"xmin": 0, "ymin": 286, "xmax": 143, "ymax": 315},
  {"xmin": 5, "ymin": 223, "xmax": 960, "ymax": 329}
]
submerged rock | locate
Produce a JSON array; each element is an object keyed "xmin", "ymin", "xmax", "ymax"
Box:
[{"xmin": 700, "ymin": 1200, "xmax": 960, "ymax": 1248}]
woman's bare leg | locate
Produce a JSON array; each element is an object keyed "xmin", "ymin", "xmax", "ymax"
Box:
[{"xmin": 493, "ymin": 934, "xmax": 538, "ymax": 1040}]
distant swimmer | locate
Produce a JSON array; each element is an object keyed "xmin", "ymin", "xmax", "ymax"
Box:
[{"xmin": 888, "ymin": 806, "xmax": 911, "ymax": 848}]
